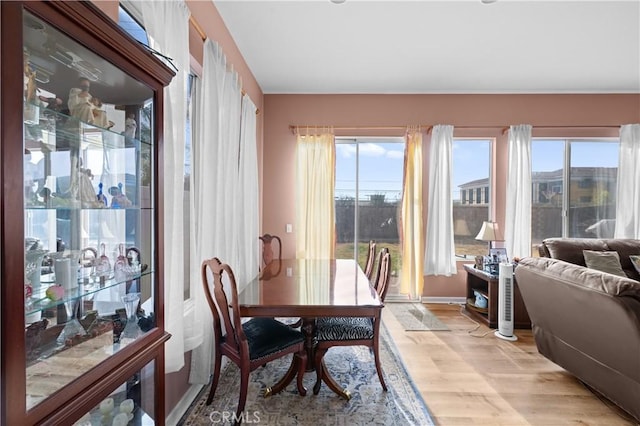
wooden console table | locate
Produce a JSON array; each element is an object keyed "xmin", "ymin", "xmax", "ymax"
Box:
[{"xmin": 462, "ymin": 264, "xmax": 531, "ymax": 329}]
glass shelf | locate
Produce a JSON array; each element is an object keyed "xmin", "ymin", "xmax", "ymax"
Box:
[
  {"xmin": 24, "ymin": 102, "xmax": 152, "ymax": 149},
  {"xmin": 25, "ymin": 269, "xmax": 153, "ymax": 317}
]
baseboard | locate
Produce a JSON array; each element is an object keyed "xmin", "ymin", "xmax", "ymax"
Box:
[
  {"xmin": 421, "ymin": 296, "xmax": 466, "ymax": 305},
  {"xmin": 166, "ymin": 383, "xmax": 204, "ymax": 426}
]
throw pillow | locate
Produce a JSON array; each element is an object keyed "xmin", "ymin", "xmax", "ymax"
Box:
[
  {"xmin": 583, "ymin": 250, "xmax": 627, "ymax": 277},
  {"xmin": 630, "ymin": 255, "xmax": 640, "ymax": 275}
]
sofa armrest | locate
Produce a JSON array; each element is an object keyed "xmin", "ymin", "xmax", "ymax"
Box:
[{"xmin": 515, "ymin": 257, "xmax": 640, "ymax": 381}]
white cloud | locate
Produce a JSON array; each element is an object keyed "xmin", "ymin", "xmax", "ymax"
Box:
[
  {"xmin": 337, "ymin": 142, "xmax": 404, "ymax": 160},
  {"xmin": 337, "ymin": 144, "xmax": 357, "ymax": 158},
  {"xmin": 386, "ymin": 150, "xmax": 404, "ymax": 159},
  {"xmin": 359, "ymin": 143, "xmax": 386, "ymax": 157}
]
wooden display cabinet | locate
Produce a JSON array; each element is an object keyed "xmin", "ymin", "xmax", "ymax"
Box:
[
  {"xmin": 1, "ymin": 2, "xmax": 174, "ymax": 424},
  {"xmin": 462, "ymin": 264, "xmax": 531, "ymax": 329}
]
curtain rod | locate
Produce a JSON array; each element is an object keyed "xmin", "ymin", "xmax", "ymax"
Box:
[
  {"xmin": 189, "ymin": 16, "xmax": 260, "ymax": 115},
  {"xmin": 288, "ymin": 125, "xmax": 431, "ymax": 134},
  {"xmin": 189, "ymin": 16, "xmax": 207, "ymax": 42},
  {"xmin": 289, "ymin": 124, "xmax": 621, "ymax": 135}
]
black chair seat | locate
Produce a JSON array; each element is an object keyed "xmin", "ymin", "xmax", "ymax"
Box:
[
  {"xmin": 315, "ymin": 316, "xmax": 374, "ymax": 341},
  {"xmin": 243, "ymin": 317, "xmax": 305, "ymax": 361}
]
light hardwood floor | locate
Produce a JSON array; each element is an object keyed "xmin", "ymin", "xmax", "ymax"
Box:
[{"xmin": 384, "ymin": 303, "xmax": 638, "ymax": 426}]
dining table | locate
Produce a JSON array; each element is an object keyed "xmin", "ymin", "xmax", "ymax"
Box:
[{"xmin": 237, "ymin": 258, "xmax": 383, "ymax": 399}]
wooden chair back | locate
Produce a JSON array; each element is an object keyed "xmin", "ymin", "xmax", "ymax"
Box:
[
  {"xmin": 374, "ymin": 251, "xmax": 392, "ymax": 302},
  {"xmin": 201, "ymin": 257, "xmax": 246, "ymax": 358},
  {"xmin": 259, "ymin": 233, "xmax": 282, "ymax": 267},
  {"xmin": 364, "ymin": 240, "xmax": 377, "ymax": 280}
]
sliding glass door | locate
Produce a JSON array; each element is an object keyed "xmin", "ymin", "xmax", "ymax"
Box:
[{"xmin": 335, "ymin": 137, "xmax": 405, "ymax": 297}]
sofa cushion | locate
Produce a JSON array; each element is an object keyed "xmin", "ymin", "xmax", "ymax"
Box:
[
  {"xmin": 631, "ymin": 255, "xmax": 640, "ymax": 275},
  {"xmin": 603, "ymin": 239, "xmax": 640, "ymax": 281},
  {"xmin": 583, "ymin": 250, "xmax": 627, "ymax": 277},
  {"xmin": 542, "ymin": 238, "xmax": 609, "ymax": 267}
]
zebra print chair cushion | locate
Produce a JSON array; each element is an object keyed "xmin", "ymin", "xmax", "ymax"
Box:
[{"xmin": 315, "ymin": 317, "xmax": 374, "ymax": 341}]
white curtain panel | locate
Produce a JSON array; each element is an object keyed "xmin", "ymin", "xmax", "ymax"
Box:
[
  {"xmin": 614, "ymin": 124, "xmax": 640, "ymax": 238},
  {"xmin": 505, "ymin": 124, "xmax": 532, "ymax": 259},
  {"xmin": 189, "ymin": 40, "xmax": 244, "ymax": 384},
  {"xmin": 238, "ymin": 95, "xmax": 260, "ymax": 285},
  {"xmin": 424, "ymin": 124, "xmax": 457, "ymax": 276},
  {"xmin": 139, "ymin": 0, "xmax": 190, "ymax": 374}
]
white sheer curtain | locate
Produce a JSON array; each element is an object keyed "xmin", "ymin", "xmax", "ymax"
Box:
[
  {"xmin": 295, "ymin": 129, "xmax": 335, "ymax": 259},
  {"xmin": 189, "ymin": 39, "xmax": 249, "ymax": 384},
  {"xmin": 424, "ymin": 125, "xmax": 456, "ymax": 276},
  {"xmin": 504, "ymin": 124, "xmax": 532, "ymax": 259},
  {"xmin": 139, "ymin": 0, "xmax": 190, "ymax": 374},
  {"xmin": 614, "ymin": 124, "xmax": 640, "ymax": 239},
  {"xmin": 238, "ymin": 95, "xmax": 260, "ymax": 282}
]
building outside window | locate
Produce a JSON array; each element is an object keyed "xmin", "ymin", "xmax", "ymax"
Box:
[
  {"xmin": 452, "ymin": 139, "xmax": 492, "ymax": 257},
  {"xmin": 531, "ymin": 139, "xmax": 618, "ymax": 250}
]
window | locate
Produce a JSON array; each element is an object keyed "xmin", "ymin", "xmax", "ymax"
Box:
[
  {"xmin": 182, "ymin": 74, "xmax": 195, "ymax": 300},
  {"xmin": 118, "ymin": 6, "xmax": 149, "ymax": 45},
  {"xmin": 335, "ymin": 137, "xmax": 404, "ymax": 296},
  {"xmin": 531, "ymin": 139, "xmax": 618, "ymax": 248},
  {"xmin": 452, "ymin": 139, "xmax": 492, "ymax": 257}
]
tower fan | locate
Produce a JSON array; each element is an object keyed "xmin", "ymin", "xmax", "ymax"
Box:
[{"xmin": 495, "ymin": 262, "xmax": 518, "ymax": 341}]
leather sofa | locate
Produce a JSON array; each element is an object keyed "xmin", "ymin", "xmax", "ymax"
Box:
[{"xmin": 515, "ymin": 238, "xmax": 640, "ymax": 421}]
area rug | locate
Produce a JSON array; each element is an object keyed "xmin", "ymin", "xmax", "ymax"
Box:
[
  {"xmin": 178, "ymin": 323, "xmax": 434, "ymax": 425},
  {"xmin": 385, "ymin": 302, "xmax": 450, "ymax": 331}
]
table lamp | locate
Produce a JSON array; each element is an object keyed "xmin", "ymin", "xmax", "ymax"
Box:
[{"xmin": 475, "ymin": 220, "xmax": 502, "ymax": 252}]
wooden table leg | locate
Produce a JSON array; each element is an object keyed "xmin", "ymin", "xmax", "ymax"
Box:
[{"xmin": 301, "ymin": 318, "xmax": 316, "ymax": 372}]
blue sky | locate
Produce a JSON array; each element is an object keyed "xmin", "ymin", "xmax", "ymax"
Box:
[
  {"xmin": 335, "ymin": 139, "xmax": 405, "ymax": 201},
  {"xmin": 336, "ymin": 138, "xmax": 619, "ymax": 202}
]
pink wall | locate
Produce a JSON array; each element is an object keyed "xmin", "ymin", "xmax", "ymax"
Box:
[{"xmin": 262, "ymin": 94, "xmax": 640, "ymax": 298}]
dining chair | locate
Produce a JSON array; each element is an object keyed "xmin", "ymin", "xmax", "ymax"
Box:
[
  {"xmin": 259, "ymin": 233, "xmax": 282, "ymax": 268},
  {"xmin": 363, "ymin": 240, "xmax": 377, "ymax": 280},
  {"xmin": 201, "ymin": 257, "xmax": 307, "ymax": 423},
  {"xmin": 258, "ymin": 234, "xmax": 301, "ymax": 328},
  {"xmin": 312, "ymin": 251, "xmax": 391, "ymax": 399},
  {"xmin": 372, "ymin": 247, "xmax": 390, "ymax": 297}
]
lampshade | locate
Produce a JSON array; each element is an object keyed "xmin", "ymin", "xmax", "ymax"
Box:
[{"xmin": 475, "ymin": 221, "xmax": 502, "ymax": 242}]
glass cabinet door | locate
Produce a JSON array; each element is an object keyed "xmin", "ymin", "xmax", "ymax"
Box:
[{"xmin": 22, "ymin": 9, "xmax": 157, "ymax": 410}]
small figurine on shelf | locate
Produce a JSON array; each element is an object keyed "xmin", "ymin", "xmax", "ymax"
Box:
[
  {"xmin": 96, "ymin": 182, "xmax": 108, "ymax": 206},
  {"xmin": 24, "ymin": 51, "xmax": 40, "ymax": 124},
  {"xmin": 23, "ymin": 50, "xmax": 38, "ymax": 103},
  {"xmin": 114, "ymin": 244, "xmax": 128, "ymax": 281},
  {"xmin": 91, "ymin": 97, "xmax": 115, "ymax": 130},
  {"xmin": 78, "ymin": 167, "xmax": 104, "ymax": 208},
  {"xmin": 68, "ymin": 77, "xmax": 95, "ymax": 124},
  {"xmin": 95, "ymin": 243, "xmax": 111, "ymax": 278},
  {"xmin": 109, "ymin": 183, "xmax": 132, "ymax": 208},
  {"xmin": 38, "ymin": 95, "xmax": 63, "ymax": 111},
  {"xmin": 124, "ymin": 113, "xmax": 137, "ymax": 139}
]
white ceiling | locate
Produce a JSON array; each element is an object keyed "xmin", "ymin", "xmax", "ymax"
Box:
[{"xmin": 213, "ymin": 0, "xmax": 640, "ymax": 94}]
